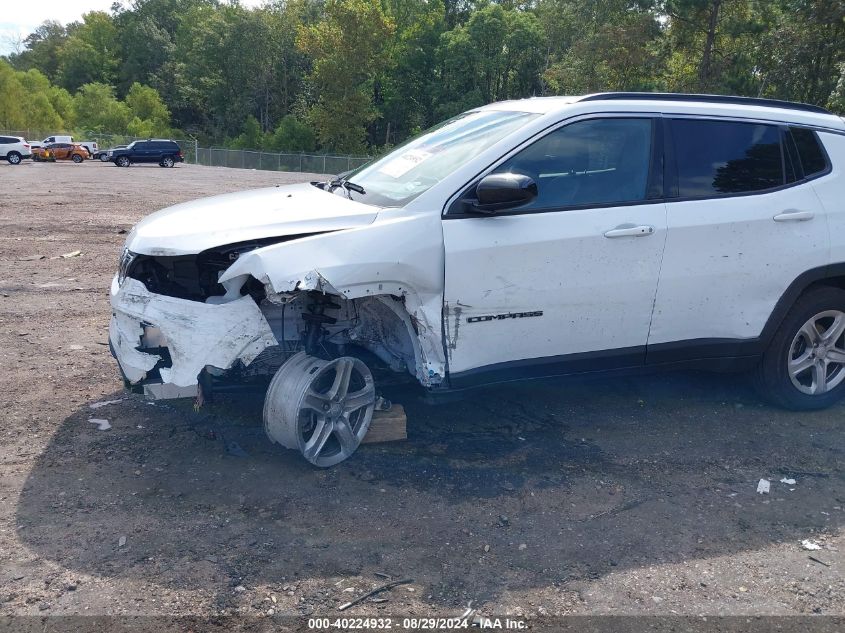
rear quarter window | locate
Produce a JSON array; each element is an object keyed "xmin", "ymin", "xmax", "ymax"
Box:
[{"xmin": 790, "ymin": 127, "xmax": 828, "ymax": 177}]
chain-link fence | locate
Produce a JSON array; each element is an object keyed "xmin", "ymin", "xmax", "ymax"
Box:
[{"xmin": 195, "ymin": 147, "xmax": 371, "ymax": 174}]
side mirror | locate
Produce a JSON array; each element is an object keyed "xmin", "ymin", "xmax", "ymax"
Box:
[{"xmin": 470, "ymin": 173, "xmax": 537, "ymax": 213}]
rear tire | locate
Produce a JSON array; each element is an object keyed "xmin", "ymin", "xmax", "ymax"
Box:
[
  {"xmin": 754, "ymin": 286, "xmax": 845, "ymax": 410},
  {"xmin": 71, "ymin": 153, "xmax": 84, "ymax": 163},
  {"xmin": 161, "ymin": 156, "xmax": 175, "ymax": 168},
  {"xmin": 7, "ymin": 152, "xmax": 21, "ymax": 165}
]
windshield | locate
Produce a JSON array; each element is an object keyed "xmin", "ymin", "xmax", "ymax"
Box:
[{"xmin": 341, "ymin": 110, "xmax": 540, "ymax": 207}]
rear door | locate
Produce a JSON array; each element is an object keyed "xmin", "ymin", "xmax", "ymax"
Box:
[{"xmin": 647, "ymin": 118, "xmax": 829, "ymax": 362}]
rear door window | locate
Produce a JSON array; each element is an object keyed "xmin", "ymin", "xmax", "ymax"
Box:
[{"xmin": 670, "ymin": 119, "xmax": 783, "ymax": 197}]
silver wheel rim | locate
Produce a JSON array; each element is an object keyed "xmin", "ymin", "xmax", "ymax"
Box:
[
  {"xmin": 788, "ymin": 309, "xmax": 845, "ymax": 395},
  {"xmin": 9, "ymin": 154, "xmax": 20, "ymax": 164},
  {"xmin": 164, "ymin": 157, "xmax": 174, "ymax": 167},
  {"xmin": 100, "ymin": 154, "xmax": 109, "ymax": 161},
  {"xmin": 118, "ymin": 157, "xmax": 129, "ymax": 167},
  {"xmin": 264, "ymin": 352, "xmax": 375, "ymax": 467}
]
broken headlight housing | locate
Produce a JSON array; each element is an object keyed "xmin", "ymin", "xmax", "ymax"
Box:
[{"xmin": 118, "ymin": 248, "xmax": 137, "ymax": 285}]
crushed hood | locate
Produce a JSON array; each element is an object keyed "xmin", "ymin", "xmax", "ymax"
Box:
[{"xmin": 126, "ymin": 182, "xmax": 379, "ymax": 256}]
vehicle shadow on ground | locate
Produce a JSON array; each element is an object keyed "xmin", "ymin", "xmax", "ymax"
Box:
[{"xmin": 15, "ymin": 371, "xmax": 845, "ymax": 610}]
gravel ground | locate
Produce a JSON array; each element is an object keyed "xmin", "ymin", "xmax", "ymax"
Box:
[{"xmin": 0, "ymin": 160, "xmax": 843, "ymax": 628}]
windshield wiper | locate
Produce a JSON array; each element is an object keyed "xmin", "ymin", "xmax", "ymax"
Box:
[{"xmin": 328, "ymin": 176, "xmax": 366, "ymax": 197}]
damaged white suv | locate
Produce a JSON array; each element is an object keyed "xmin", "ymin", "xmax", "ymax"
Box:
[{"xmin": 111, "ymin": 92, "xmax": 845, "ymax": 466}]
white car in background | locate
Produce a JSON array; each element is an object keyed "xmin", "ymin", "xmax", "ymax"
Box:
[
  {"xmin": 110, "ymin": 92, "xmax": 845, "ymax": 467},
  {"xmin": 0, "ymin": 136, "xmax": 32, "ymax": 164}
]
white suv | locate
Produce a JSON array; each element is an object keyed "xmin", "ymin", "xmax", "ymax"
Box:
[
  {"xmin": 0, "ymin": 136, "xmax": 32, "ymax": 164},
  {"xmin": 110, "ymin": 92, "xmax": 845, "ymax": 466}
]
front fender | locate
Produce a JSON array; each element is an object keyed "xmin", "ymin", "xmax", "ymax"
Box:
[{"xmin": 219, "ymin": 211, "xmax": 448, "ymax": 383}]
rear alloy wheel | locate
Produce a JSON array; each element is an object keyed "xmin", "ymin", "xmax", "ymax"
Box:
[
  {"xmin": 116, "ymin": 156, "xmax": 130, "ymax": 167},
  {"xmin": 755, "ymin": 287, "xmax": 845, "ymax": 410},
  {"xmin": 99, "ymin": 153, "xmax": 110, "ymax": 162},
  {"xmin": 161, "ymin": 156, "xmax": 175, "ymax": 168},
  {"xmin": 7, "ymin": 152, "xmax": 21, "ymax": 165},
  {"xmin": 71, "ymin": 153, "xmax": 84, "ymax": 163},
  {"xmin": 263, "ymin": 352, "xmax": 376, "ymax": 467}
]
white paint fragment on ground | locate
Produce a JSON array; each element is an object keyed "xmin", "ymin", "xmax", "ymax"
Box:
[
  {"xmin": 780, "ymin": 477, "xmax": 797, "ymax": 485},
  {"xmin": 88, "ymin": 418, "xmax": 112, "ymax": 431},
  {"xmin": 89, "ymin": 399, "xmax": 124, "ymax": 410},
  {"xmin": 801, "ymin": 539, "xmax": 822, "ymax": 551},
  {"xmin": 756, "ymin": 479, "xmax": 770, "ymax": 494}
]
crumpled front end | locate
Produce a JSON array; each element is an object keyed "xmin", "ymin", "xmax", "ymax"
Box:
[{"xmin": 109, "ymin": 276, "xmax": 277, "ymax": 393}]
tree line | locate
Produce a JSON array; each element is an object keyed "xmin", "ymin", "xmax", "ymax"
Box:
[{"xmin": 2, "ymin": 0, "xmax": 844, "ymax": 153}]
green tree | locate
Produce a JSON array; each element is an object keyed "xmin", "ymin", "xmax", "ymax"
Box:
[
  {"xmin": 297, "ymin": 0, "xmax": 396, "ymax": 152},
  {"xmin": 56, "ymin": 12, "xmax": 120, "ymax": 92},
  {"xmin": 267, "ymin": 115, "xmax": 316, "ymax": 152},
  {"xmin": 72, "ymin": 82, "xmax": 131, "ymax": 132},
  {"xmin": 0, "ymin": 61, "xmax": 27, "ymax": 129}
]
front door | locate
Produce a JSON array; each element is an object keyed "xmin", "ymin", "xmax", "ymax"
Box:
[{"xmin": 442, "ymin": 116, "xmax": 669, "ymax": 385}]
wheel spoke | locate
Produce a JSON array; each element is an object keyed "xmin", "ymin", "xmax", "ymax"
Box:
[
  {"xmin": 327, "ymin": 358, "xmax": 353, "ymax": 401},
  {"xmin": 303, "ymin": 417, "xmax": 333, "ymax": 460},
  {"xmin": 302, "ymin": 388, "xmax": 329, "ymax": 413},
  {"xmin": 822, "ymin": 314, "xmax": 845, "ymax": 346},
  {"xmin": 800, "ymin": 320, "xmax": 821, "ymax": 345},
  {"xmin": 333, "ymin": 419, "xmax": 359, "ymax": 454},
  {"xmin": 342, "ymin": 384, "xmax": 375, "ymax": 414},
  {"xmin": 789, "ymin": 350, "xmax": 815, "ymax": 377},
  {"xmin": 826, "ymin": 348, "xmax": 845, "ymax": 364},
  {"xmin": 811, "ymin": 360, "xmax": 828, "ymax": 394}
]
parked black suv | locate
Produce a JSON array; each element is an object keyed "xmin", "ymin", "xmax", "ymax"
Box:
[{"xmin": 111, "ymin": 140, "xmax": 184, "ymax": 168}]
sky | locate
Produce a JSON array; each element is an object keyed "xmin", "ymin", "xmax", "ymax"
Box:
[{"xmin": 0, "ymin": 0, "xmax": 266, "ymax": 56}]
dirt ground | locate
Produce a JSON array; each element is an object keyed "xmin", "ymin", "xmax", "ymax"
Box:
[{"xmin": 0, "ymin": 160, "xmax": 843, "ymax": 628}]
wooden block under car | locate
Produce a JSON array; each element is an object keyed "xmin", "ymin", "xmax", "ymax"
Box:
[{"xmin": 362, "ymin": 404, "xmax": 407, "ymax": 444}]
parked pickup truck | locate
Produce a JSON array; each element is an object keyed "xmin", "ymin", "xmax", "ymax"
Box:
[{"xmin": 41, "ymin": 135, "xmax": 98, "ymax": 158}]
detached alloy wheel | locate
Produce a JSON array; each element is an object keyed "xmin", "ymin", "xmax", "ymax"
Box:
[
  {"xmin": 263, "ymin": 352, "xmax": 376, "ymax": 467},
  {"xmin": 7, "ymin": 152, "xmax": 21, "ymax": 165},
  {"xmin": 756, "ymin": 287, "xmax": 845, "ymax": 410},
  {"xmin": 116, "ymin": 156, "xmax": 130, "ymax": 167}
]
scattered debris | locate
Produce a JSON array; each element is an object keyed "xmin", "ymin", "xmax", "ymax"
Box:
[
  {"xmin": 338, "ymin": 578, "xmax": 413, "ymax": 611},
  {"xmin": 118, "ymin": 536, "xmax": 126, "ymax": 547},
  {"xmin": 373, "ymin": 572, "xmax": 392, "ymax": 580},
  {"xmin": 483, "ymin": 544, "xmax": 490, "ymax": 553},
  {"xmin": 801, "ymin": 539, "xmax": 822, "ymax": 551},
  {"xmin": 808, "ymin": 555, "xmax": 831, "ymax": 567},
  {"xmin": 89, "ymin": 399, "xmax": 124, "ymax": 410},
  {"xmin": 234, "ymin": 585, "xmax": 246, "ymax": 593},
  {"xmin": 756, "ymin": 479, "xmax": 770, "ymax": 494},
  {"xmin": 61, "ymin": 250, "xmax": 82, "ymax": 258},
  {"xmin": 88, "ymin": 418, "xmax": 111, "ymax": 431},
  {"xmin": 518, "ymin": 543, "xmax": 527, "ymax": 550},
  {"xmin": 779, "ymin": 477, "xmax": 797, "ymax": 485}
]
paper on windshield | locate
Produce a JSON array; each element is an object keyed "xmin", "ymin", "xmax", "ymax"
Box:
[{"xmin": 377, "ymin": 149, "xmax": 432, "ymax": 179}]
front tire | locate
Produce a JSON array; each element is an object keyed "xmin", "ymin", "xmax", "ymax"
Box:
[
  {"xmin": 71, "ymin": 153, "xmax": 84, "ymax": 163},
  {"xmin": 755, "ymin": 287, "xmax": 845, "ymax": 410},
  {"xmin": 7, "ymin": 152, "xmax": 21, "ymax": 165}
]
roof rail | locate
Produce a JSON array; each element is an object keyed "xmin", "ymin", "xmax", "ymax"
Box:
[{"xmin": 578, "ymin": 92, "xmax": 832, "ymax": 115}]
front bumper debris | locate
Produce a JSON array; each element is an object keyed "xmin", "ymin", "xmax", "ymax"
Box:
[{"xmin": 109, "ymin": 276, "xmax": 277, "ymax": 389}]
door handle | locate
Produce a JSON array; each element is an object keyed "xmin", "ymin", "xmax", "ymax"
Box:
[
  {"xmin": 603, "ymin": 224, "xmax": 655, "ymax": 238},
  {"xmin": 773, "ymin": 209, "xmax": 814, "ymax": 222}
]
